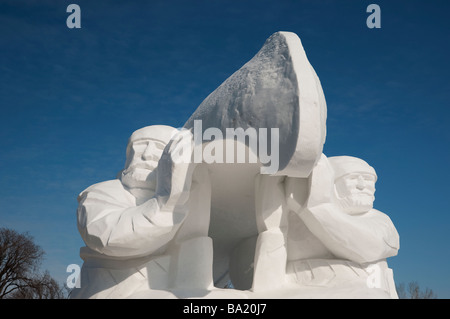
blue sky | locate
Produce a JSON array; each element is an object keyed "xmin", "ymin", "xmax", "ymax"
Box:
[{"xmin": 1, "ymin": 0, "xmax": 449, "ymax": 298}]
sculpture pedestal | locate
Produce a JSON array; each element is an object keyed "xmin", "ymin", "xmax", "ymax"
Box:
[
  {"xmin": 168, "ymin": 236, "xmax": 214, "ymax": 291},
  {"xmin": 252, "ymin": 230, "xmax": 287, "ymax": 292}
]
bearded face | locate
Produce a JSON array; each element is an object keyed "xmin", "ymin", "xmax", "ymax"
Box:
[
  {"xmin": 334, "ymin": 173, "xmax": 376, "ymax": 215},
  {"xmin": 121, "ymin": 138, "xmax": 166, "ymax": 190}
]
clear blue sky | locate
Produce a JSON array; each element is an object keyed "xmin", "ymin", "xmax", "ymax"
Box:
[{"xmin": 1, "ymin": 0, "xmax": 449, "ymax": 298}]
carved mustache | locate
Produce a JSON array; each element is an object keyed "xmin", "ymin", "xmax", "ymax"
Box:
[
  {"xmin": 125, "ymin": 162, "xmax": 157, "ymax": 172},
  {"xmin": 348, "ymin": 190, "xmax": 374, "ymax": 196}
]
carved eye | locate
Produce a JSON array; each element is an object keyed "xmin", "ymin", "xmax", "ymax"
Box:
[
  {"xmin": 131, "ymin": 141, "xmax": 148, "ymax": 153},
  {"xmin": 154, "ymin": 142, "xmax": 166, "ymax": 150},
  {"xmin": 346, "ymin": 174, "xmax": 360, "ymax": 181},
  {"xmin": 363, "ymin": 174, "xmax": 376, "ymax": 182}
]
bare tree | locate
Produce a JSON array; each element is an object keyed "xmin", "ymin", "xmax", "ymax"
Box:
[
  {"xmin": 396, "ymin": 281, "xmax": 437, "ymax": 299},
  {"xmin": 0, "ymin": 227, "xmax": 65, "ymax": 299}
]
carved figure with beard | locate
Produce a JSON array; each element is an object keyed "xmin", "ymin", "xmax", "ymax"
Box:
[
  {"xmin": 285, "ymin": 155, "xmax": 400, "ymax": 298},
  {"xmin": 71, "ymin": 125, "xmax": 202, "ymax": 299}
]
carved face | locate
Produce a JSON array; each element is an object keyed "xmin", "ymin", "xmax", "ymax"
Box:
[
  {"xmin": 335, "ymin": 173, "xmax": 376, "ymax": 215},
  {"xmin": 121, "ymin": 138, "xmax": 166, "ymax": 190}
]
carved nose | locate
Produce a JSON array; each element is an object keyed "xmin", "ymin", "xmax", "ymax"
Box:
[
  {"xmin": 356, "ymin": 176, "xmax": 365, "ymax": 190},
  {"xmin": 142, "ymin": 143, "xmax": 156, "ymax": 160}
]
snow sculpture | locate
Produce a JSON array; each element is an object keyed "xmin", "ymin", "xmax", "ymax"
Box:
[
  {"xmin": 184, "ymin": 31, "xmax": 327, "ymax": 177},
  {"xmin": 184, "ymin": 31, "xmax": 327, "ymax": 291},
  {"xmin": 72, "ymin": 31, "xmax": 399, "ymax": 299},
  {"xmin": 71, "ymin": 125, "xmax": 217, "ymax": 298},
  {"xmin": 284, "ymin": 155, "xmax": 399, "ymax": 298}
]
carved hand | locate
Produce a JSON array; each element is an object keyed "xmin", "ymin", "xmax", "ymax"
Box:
[{"xmin": 305, "ymin": 154, "xmax": 336, "ymax": 208}]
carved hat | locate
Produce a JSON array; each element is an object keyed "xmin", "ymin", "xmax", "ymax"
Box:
[
  {"xmin": 328, "ymin": 156, "xmax": 377, "ymax": 181},
  {"xmin": 125, "ymin": 125, "xmax": 179, "ymax": 165},
  {"xmin": 128, "ymin": 125, "xmax": 178, "ymax": 145}
]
